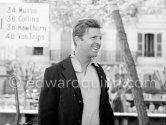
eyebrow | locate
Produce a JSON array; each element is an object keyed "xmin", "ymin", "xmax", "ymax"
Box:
[{"xmin": 90, "ymin": 36, "xmax": 102, "ymax": 39}]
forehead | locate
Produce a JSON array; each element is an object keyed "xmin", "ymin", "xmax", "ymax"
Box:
[{"xmin": 85, "ymin": 28, "xmax": 102, "ymax": 36}]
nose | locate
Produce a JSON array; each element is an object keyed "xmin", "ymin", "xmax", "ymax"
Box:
[{"xmin": 95, "ymin": 37, "xmax": 101, "ymax": 44}]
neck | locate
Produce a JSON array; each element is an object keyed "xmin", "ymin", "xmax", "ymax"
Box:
[{"xmin": 75, "ymin": 50, "xmax": 91, "ymax": 71}]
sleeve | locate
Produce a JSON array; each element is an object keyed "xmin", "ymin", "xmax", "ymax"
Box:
[{"xmin": 38, "ymin": 68, "xmax": 60, "ymax": 125}]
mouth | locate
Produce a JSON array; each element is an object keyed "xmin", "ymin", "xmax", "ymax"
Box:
[
  {"xmin": 93, "ymin": 47, "xmax": 99, "ymax": 50},
  {"xmin": 92, "ymin": 46, "xmax": 100, "ymax": 52},
  {"xmin": 92, "ymin": 44, "xmax": 101, "ymax": 51}
]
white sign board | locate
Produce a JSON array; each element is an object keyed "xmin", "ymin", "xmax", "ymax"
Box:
[{"xmin": 0, "ymin": 3, "xmax": 49, "ymax": 47}]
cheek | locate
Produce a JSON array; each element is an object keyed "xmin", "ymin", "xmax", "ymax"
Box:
[{"xmin": 81, "ymin": 42, "xmax": 91, "ymax": 49}]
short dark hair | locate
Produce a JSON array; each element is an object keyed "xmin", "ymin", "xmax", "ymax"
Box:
[{"xmin": 72, "ymin": 19, "xmax": 101, "ymax": 46}]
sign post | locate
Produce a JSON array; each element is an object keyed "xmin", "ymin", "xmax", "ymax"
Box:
[
  {"xmin": 0, "ymin": 3, "xmax": 49, "ymax": 47},
  {"xmin": 0, "ymin": 3, "xmax": 49, "ymax": 125}
]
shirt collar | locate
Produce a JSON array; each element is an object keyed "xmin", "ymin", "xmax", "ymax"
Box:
[{"xmin": 70, "ymin": 52, "xmax": 99, "ymax": 72}]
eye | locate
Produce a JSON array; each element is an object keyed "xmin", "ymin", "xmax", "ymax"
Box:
[
  {"xmin": 91, "ymin": 36, "xmax": 97, "ymax": 39},
  {"xmin": 91, "ymin": 36, "xmax": 102, "ymax": 40}
]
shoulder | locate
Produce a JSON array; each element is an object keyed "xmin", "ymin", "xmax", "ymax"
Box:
[
  {"xmin": 47, "ymin": 61, "xmax": 62, "ymax": 72},
  {"xmin": 44, "ymin": 58, "xmax": 64, "ymax": 77},
  {"xmin": 45, "ymin": 57, "xmax": 70, "ymax": 75}
]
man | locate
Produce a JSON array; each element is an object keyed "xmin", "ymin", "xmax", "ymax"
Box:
[{"xmin": 38, "ymin": 19, "xmax": 114, "ymax": 125}]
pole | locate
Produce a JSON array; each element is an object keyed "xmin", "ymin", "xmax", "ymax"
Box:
[
  {"xmin": 0, "ymin": 75, "xmax": 20, "ymax": 125},
  {"xmin": 13, "ymin": 76, "xmax": 20, "ymax": 125}
]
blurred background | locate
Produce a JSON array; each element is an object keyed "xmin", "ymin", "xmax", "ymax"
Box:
[{"xmin": 0, "ymin": 0, "xmax": 166, "ymax": 125}]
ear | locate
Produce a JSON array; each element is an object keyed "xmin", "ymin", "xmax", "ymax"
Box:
[{"xmin": 75, "ymin": 36, "xmax": 82, "ymax": 46}]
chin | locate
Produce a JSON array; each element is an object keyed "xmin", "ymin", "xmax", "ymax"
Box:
[{"xmin": 90, "ymin": 53, "xmax": 98, "ymax": 58}]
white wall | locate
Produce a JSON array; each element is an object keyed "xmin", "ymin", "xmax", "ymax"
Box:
[
  {"xmin": 0, "ymin": 0, "xmax": 21, "ymax": 3},
  {"xmin": 49, "ymin": 23, "xmax": 62, "ymax": 50}
]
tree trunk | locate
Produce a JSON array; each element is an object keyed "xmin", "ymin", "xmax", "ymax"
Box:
[
  {"xmin": 110, "ymin": 2, "xmax": 151, "ymax": 125},
  {"xmin": 23, "ymin": 88, "xmax": 27, "ymax": 109}
]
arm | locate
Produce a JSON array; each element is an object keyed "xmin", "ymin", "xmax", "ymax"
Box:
[
  {"xmin": 38, "ymin": 68, "xmax": 60, "ymax": 125},
  {"xmin": 104, "ymin": 87, "xmax": 115, "ymax": 125},
  {"xmin": 102, "ymin": 67, "xmax": 114, "ymax": 125}
]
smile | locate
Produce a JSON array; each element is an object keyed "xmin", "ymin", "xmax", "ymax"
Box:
[
  {"xmin": 94, "ymin": 47, "xmax": 99, "ymax": 50},
  {"xmin": 92, "ymin": 46, "xmax": 100, "ymax": 52}
]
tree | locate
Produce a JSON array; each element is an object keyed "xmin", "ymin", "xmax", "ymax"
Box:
[
  {"xmin": 5, "ymin": 60, "xmax": 43, "ymax": 109},
  {"xmin": 110, "ymin": 1, "xmax": 151, "ymax": 125},
  {"xmin": 35, "ymin": 0, "xmax": 166, "ymax": 28}
]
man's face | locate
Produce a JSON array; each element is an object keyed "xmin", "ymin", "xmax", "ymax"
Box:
[{"xmin": 77, "ymin": 28, "xmax": 102, "ymax": 58}]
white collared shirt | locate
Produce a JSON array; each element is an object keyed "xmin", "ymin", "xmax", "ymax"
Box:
[{"xmin": 70, "ymin": 53, "xmax": 101, "ymax": 125}]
